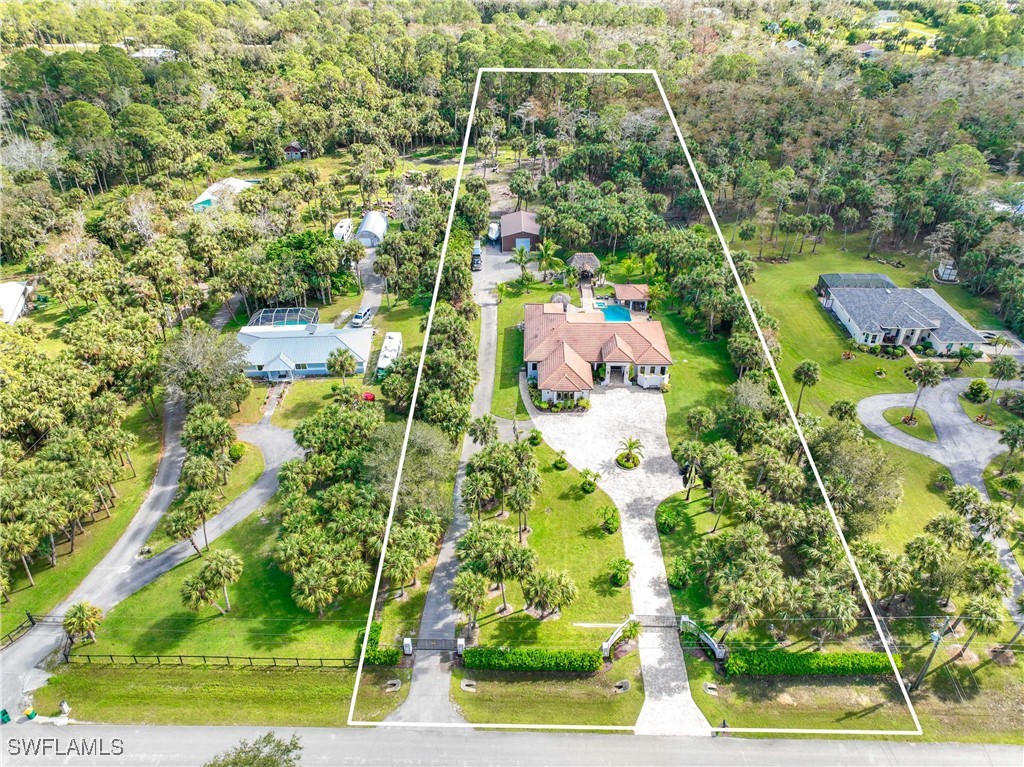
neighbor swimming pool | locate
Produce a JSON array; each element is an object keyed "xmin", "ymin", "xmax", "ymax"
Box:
[{"xmin": 598, "ymin": 304, "xmax": 631, "ymax": 322}]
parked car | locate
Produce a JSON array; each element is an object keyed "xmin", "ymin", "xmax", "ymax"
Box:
[
  {"xmin": 471, "ymin": 254, "xmax": 483, "ymax": 271},
  {"xmin": 350, "ymin": 306, "xmax": 374, "ymax": 327},
  {"xmin": 487, "ymin": 222, "xmax": 499, "ymax": 242}
]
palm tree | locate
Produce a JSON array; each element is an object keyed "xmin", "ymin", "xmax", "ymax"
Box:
[
  {"xmin": 535, "ymin": 240, "xmax": 562, "ymax": 281},
  {"xmin": 814, "ymin": 587, "xmax": 861, "ymax": 650},
  {"xmin": 182, "ymin": 489, "xmax": 219, "ymax": 549},
  {"xmin": 986, "ymin": 355, "xmax": 1019, "ymax": 420},
  {"xmin": 1002, "ymin": 593, "xmax": 1024, "ymax": 648},
  {"xmin": 200, "ymin": 550, "xmax": 244, "ymax": 612},
  {"xmin": 494, "ymin": 282, "xmax": 508, "ymax": 304},
  {"xmin": 62, "ymin": 601, "xmax": 103, "ymax": 643},
  {"xmin": 957, "ymin": 594, "xmax": 1002, "ymax": 657},
  {"xmin": 950, "ymin": 346, "xmax": 979, "ymax": 372},
  {"xmin": 710, "ymin": 467, "xmax": 745, "ymax": 532},
  {"xmin": 292, "ymin": 562, "xmax": 338, "ymax": 618},
  {"xmin": 828, "ymin": 399, "xmax": 857, "ymax": 421},
  {"xmin": 510, "ymin": 245, "xmax": 532, "ymax": 286},
  {"xmin": 468, "ymin": 414, "xmax": 498, "ymax": 446},
  {"xmin": 460, "ymin": 471, "xmax": 494, "ymax": 521},
  {"xmin": 336, "ymin": 558, "xmax": 373, "ymax": 597},
  {"xmin": 618, "ymin": 436, "xmax": 644, "ymax": 464},
  {"xmin": 999, "ymin": 422, "xmax": 1024, "ymax": 474},
  {"xmin": 608, "ymin": 557, "xmax": 634, "ymax": 587},
  {"xmin": 673, "ymin": 440, "xmax": 703, "ymax": 501},
  {"xmin": 450, "ymin": 569, "xmax": 488, "ymax": 630},
  {"xmin": 906, "ymin": 360, "xmax": 945, "ymax": 420},
  {"xmin": 2, "ymin": 520, "xmax": 38, "ymax": 587},
  {"xmin": 328, "ymin": 348, "xmax": 357, "ymax": 385},
  {"xmin": 181, "ymin": 572, "xmax": 226, "ymax": 615},
  {"xmin": 507, "ymin": 483, "xmax": 534, "ymax": 544},
  {"xmin": 166, "ymin": 507, "xmax": 203, "ymax": 556},
  {"xmin": 383, "ymin": 547, "xmax": 416, "ymax": 598},
  {"xmin": 792, "ymin": 360, "xmax": 821, "ymax": 416}
]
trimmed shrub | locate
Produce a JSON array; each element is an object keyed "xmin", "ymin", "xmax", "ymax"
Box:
[
  {"xmin": 965, "ymin": 379, "xmax": 991, "ymax": 404},
  {"xmin": 656, "ymin": 505, "xmax": 679, "ymax": 534},
  {"xmin": 553, "ymin": 456, "xmax": 568, "ymax": 470},
  {"xmin": 580, "ymin": 479, "xmax": 597, "ymax": 494},
  {"xmin": 528, "ymin": 429, "xmax": 543, "ymax": 446},
  {"xmin": 616, "ymin": 452, "xmax": 639, "ymax": 469},
  {"xmin": 360, "ymin": 622, "xmax": 401, "ymax": 666},
  {"xmin": 725, "ymin": 650, "xmax": 900, "ymax": 677},
  {"xmin": 463, "ymin": 647, "xmax": 602, "ymax": 673},
  {"xmin": 228, "ymin": 441, "xmax": 247, "ymax": 463},
  {"xmin": 667, "ymin": 556, "xmax": 689, "ymax": 589},
  {"xmin": 600, "ymin": 506, "xmax": 620, "ymax": 534},
  {"xmin": 924, "ymin": 348, "xmax": 938, "ymax": 357}
]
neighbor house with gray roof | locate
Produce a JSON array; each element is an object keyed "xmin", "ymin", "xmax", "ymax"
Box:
[
  {"xmin": 818, "ymin": 274, "xmax": 984, "ymax": 353},
  {"xmin": 237, "ymin": 321, "xmax": 373, "ymax": 382}
]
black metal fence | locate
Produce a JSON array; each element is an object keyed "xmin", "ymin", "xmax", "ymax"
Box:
[
  {"xmin": 67, "ymin": 653, "xmax": 359, "ymax": 669},
  {"xmin": 1, "ymin": 613, "xmax": 62, "ymax": 651},
  {"xmin": 413, "ymin": 638, "xmax": 458, "ymax": 652}
]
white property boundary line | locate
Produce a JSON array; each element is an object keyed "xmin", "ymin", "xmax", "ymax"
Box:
[{"xmin": 348, "ymin": 67, "xmax": 923, "ymax": 737}]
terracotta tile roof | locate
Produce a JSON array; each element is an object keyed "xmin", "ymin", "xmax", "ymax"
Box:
[
  {"xmin": 524, "ymin": 304, "xmax": 673, "ymax": 379},
  {"xmin": 613, "ymin": 283, "xmax": 650, "ymax": 301},
  {"xmin": 537, "ymin": 340, "xmax": 594, "ymax": 392}
]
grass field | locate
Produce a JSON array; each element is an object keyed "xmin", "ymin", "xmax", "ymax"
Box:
[
  {"xmin": 960, "ymin": 392, "xmax": 1021, "ymax": 431},
  {"xmin": 2, "ymin": 400, "xmax": 164, "ymax": 635},
  {"xmin": 472, "ymin": 443, "xmax": 632, "ymax": 649},
  {"xmin": 451, "ymin": 652, "xmax": 644, "ymax": 726},
  {"xmin": 143, "ymin": 445, "xmax": 265, "ymax": 555},
  {"xmin": 491, "ymin": 279, "xmax": 579, "ymax": 420},
  {"xmin": 230, "ymin": 383, "xmax": 271, "ymax": 426},
  {"xmin": 88, "ymin": 505, "xmax": 372, "ymax": 660},
  {"xmin": 867, "ymin": 437, "xmax": 950, "ymax": 552},
  {"xmin": 883, "ymin": 407, "xmax": 937, "ymax": 441},
  {"xmin": 747, "ymin": 234, "xmax": 1002, "ymax": 417},
  {"xmin": 33, "ymin": 665, "xmax": 409, "ymax": 726},
  {"xmin": 655, "ymin": 491, "xmax": 720, "ymax": 622}
]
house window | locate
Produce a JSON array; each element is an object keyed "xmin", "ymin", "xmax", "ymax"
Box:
[
  {"xmin": 256, "ymin": 365, "xmax": 264, "ymax": 371},
  {"xmin": 638, "ymin": 366, "xmax": 646, "ymax": 375},
  {"xmin": 556, "ymin": 391, "xmax": 574, "ymax": 402},
  {"xmin": 295, "ymin": 363, "xmax": 308, "ymax": 370}
]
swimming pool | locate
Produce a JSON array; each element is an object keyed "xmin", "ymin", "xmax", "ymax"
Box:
[{"xmin": 599, "ymin": 305, "xmax": 631, "ymax": 322}]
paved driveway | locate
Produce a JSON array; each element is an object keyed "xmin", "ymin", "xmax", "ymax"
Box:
[
  {"xmin": 524, "ymin": 385, "xmax": 710, "ymax": 737},
  {"xmin": 858, "ymin": 377, "xmax": 1024, "ymax": 624}
]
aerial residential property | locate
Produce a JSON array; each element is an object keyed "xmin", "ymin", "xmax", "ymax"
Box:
[
  {"xmin": 523, "ymin": 302, "xmax": 672, "ymax": 403},
  {"xmin": 355, "ymin": 210, "xmax": 388, "ymax": 247},
  {"xmin": 284, "ymin": 142, "xmax": 308, "ymax": 161},
  {"xmin": 236, "ymin": 308, "xmax": 373, "ymax": 381},
  {"xmin": 191, "ymin": 177, "xmax": 256, "ymax": 212},
  {"xmin": 817, "ymin": 273, "xmax": 985, "ymax": 352},
  {"xmin": 852, "ymin": 41, "xmax": 885, "ymax": 58},
  {"xmin": 130, "ymin": 46, "xmax": 177, "ymax": 63}
]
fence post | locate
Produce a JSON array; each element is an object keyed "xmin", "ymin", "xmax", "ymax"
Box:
[
  {"xmin": 249, "ymin": 657, "xmax": 253, "ymax": 667},
  {"xmin": 109, "ymin": 655, "xmax": 114, "ymax": 663},
  {"xmin": 294, "ymin": 658, "xmax": 299, "ymax": 667},
  {"xmin": 26, "ymin": 612, "xmax": 36, "ymax": 626}
]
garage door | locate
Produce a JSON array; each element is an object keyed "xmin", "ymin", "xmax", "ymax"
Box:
[{"xmin": 515, "ymin": 237, "xmax": 532, "ymax": 250}]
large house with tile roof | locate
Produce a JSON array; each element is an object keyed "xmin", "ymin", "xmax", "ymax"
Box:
[
  {"xmin": 817, "ymin": 273, "xmax": 984, "ymax": 353},
  {"xmin": 524, "ymin": 303, "xmax": 672, "ymax": 403}
]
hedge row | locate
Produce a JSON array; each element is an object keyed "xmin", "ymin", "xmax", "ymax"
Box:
[
  {"xmin": 725, "ymin": 650, "xmax": 901, "ymax": 677},
  {"xmin": 463, "ymin": 647, "xmax": 602, "ymax": 673},
  {"xmin": 360, "ymin": 622, "xmax": 401, "ymax": 666}
]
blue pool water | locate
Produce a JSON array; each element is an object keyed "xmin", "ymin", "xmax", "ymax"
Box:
[{"xmin": 600, "ymin": 305, "xmax": 631, "ymax": 322}]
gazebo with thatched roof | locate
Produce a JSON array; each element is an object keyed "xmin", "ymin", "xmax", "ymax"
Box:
[{"xmin": 567, "ymin": 252, "xmax": 601, "ymax": 281}]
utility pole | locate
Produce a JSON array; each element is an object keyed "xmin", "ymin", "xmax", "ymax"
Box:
[{"xmin": 911, "ymin": 617, "xmax": 950, "ymax": 692}]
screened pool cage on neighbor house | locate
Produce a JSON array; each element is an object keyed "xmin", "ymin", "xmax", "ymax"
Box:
[{"xmin": 248, "ymin": 307, "xmax": 320, "ymax": 326}]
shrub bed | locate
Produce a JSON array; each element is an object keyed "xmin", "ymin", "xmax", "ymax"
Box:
[
  {"xmin": 360, "ymin": 622, "xmax": 401, "ymax": 666},
  {"xmin": 725, "ymin": 650, "xmax": 900, "ymax": 677},
  {"xmin": 615, "ymin": 452, "xmax": 640, "ymax": 469},
  {"xmin": 463, "ymin": 647, "xmax": 602, "ymax": 673}
]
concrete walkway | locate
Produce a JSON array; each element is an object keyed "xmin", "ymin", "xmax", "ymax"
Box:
[
  {"xmin": 388, "ymin": 236, "xmax": 526, "ymax": 722},
  {"xmin": 857, "ymin": 377, "xmax": 1024, "ymax": 624},
  {"xmin": 523, "ymin": 385, "xmax": 711, "ymax": 737}
]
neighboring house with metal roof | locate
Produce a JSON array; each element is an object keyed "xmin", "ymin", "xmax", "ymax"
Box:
[
  {"xmin": 819, "ymin": 274, "xmax": 984, "ymax": 353},
  {"xmin": 0, "ymin": 281, "xmax": 31, "ymax": 325},
  {"xmin": 237, "ymin": 322, "xmax": 373, "ymax": 381},
  {"xmin": 500, "ymin": 210, "xmax": 541, "ymax": 252},
  {"xmin": 131, "ymin": 47, "xmax": 177, "ymax": 63},
  {"xmin": 524, "ymin": 302, "xmax": 672, "ymax": 403},
  {"xmin": 284, "ymin": 142, "xmax": 308, "ymax": 161},
  {"xmin": 816, "ymin": 273, "xmax": 896, "ymax": 294},
  {"xmin": 355, "ymin": 211, "xmax": 388, "ymax": 247},
  {"xmin": 852, "ymin": 42, "xmax": 885, "ymax": 58},
  {"xmin": 192, "ymin": 178, "xmax": 256, "ymax": 212}
]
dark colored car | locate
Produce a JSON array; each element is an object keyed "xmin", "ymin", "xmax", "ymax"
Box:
[{"xmin": 471, "ymin": 254, "xmax": 483, "ymax": 271}]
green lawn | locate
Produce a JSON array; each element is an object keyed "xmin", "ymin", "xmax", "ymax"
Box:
[
  {"xmin": 746, "ymin": 234, "xmax": 1003, "ymax": 417},
  {"xmin": 451, "ymin": 651, "xmax": 644, "ymax": 727},
  {"xmin": 655, "ymin": 491, "xmax": 722, "ymax": 622},
  {"xmin": 33, "ymin": 665, "xmax": 409, "ymax": 726},
  {"xmin": 143, "ymin": 444, "xmax": 265, "ymax": 555},
  {"xmin": 883, "ymin": 407, "xmax": 937, "ymax": 441},
  {"xmin": 960, "ymin": 393, "xmax": 1021, "ymax": 431},
  {"xmin": 2, "ymin": 399, "xmax": 164, "ymax": 634},
  {"xmin": 659, "ymin": 312, "xmax": 734, "ymax": 444},
  {"xmin": 492, "ymin": 279, "xmax": 579, "ymax": 420},
  {"xmin": 230, "ymin": 383, "xmax": 271, "ymax": 426},
  {"xmin": 21, "ymin": 298, "xmax": 76, "ymax": 355},
  {"xmin": 472, "ymin": 443, "xmax": 632, "ymax": 649},
  {"xmin": 87, "ymin": 503, "xmax": 372, "ymax": 660},
  {"xmin": 867, "ymin": 437, "xmax": 951, "ymax": 553}
]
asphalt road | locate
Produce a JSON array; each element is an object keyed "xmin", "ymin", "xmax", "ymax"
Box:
[{"xmin": 3, "ymin": 723, "xmax": 1022, "ymax": 766}]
